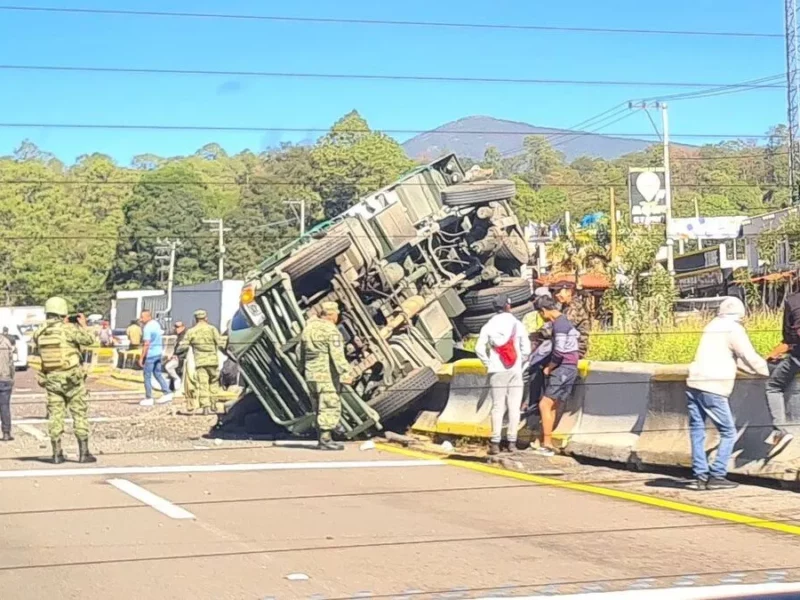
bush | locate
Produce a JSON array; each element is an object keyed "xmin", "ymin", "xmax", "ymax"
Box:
[
  {"xmin": 586, "ymin": 311, "xmax": 781, "ymax": 364},
  {"xmin": 459, "ymin": 311, "xmax": 782, "ymax": 365}
]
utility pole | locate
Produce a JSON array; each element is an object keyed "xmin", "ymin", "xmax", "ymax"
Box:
[
  {"xmin": 610, "ymin": 190, "xmax": 618, "ymax": 259},
  {"xmin": 786, "ymin": 0, "xmax": 800, "ymax": 201},
  {"xmin": 284, "ymin": 200, "xmax": 306, "ymax": 237},
  {"xmin": 629, "ymin": 101, "xmax": 675, "ymax": 278},
  {"xmin": 155, "ymin": 238, "xmax": 182, "ymax": 319},
  {"xmin": 203, "ymin": 219, "xmax": 230, "ymax": 280},
  {"xmin": 694, "ymin": 197, "xmax": 703, "ymax": 250},
  {"xmin": 661, "ymin": 103, "xmax": 675, "ymax": 276}
]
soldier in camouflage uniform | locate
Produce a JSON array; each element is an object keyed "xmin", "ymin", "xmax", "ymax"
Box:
[
  {"xmin": 33, "ymin": 297, "xmax": 97, "ymax": 464},
  {"xmin": 551, "ymin": 281, "xmax": 590, "ymax": 358},
  {"xmin": 300, "ymin": 301, "xmax": 353, "ymax": 451},
  {"xmin": 176, "ymin": 309, "xmax": 224, "ymax": 416}
]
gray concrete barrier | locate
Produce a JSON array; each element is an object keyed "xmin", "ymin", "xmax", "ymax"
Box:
[
  {"xmin": 562, "ymin": 363, "xmax": 800, "ymax": 483},
  {"xmin": 417, "ymin": 359, "xmax": 800, "ymax": 483},
  {"xmin": 563, "ymin": 362, "xmax": 654, "ymax": 463}
]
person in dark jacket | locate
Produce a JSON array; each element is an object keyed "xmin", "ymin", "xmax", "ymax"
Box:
[
  {"xmin": 763, "ymin": 291, "xmax": 800, "ymax": 455},
  {"xmin": 0, "ymin": 334, "xmax": 14, "ymax": 441},
  {"xmin": 165, "ymin": 321, "xmax": 187, "ymax": 394}
]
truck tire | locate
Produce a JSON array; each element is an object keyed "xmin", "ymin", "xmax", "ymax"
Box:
[
  {"xmin": 460, "ymin": 301, "xmax": 536, "ymax": 334},
  {"xmin": 496, "ymin": 232, "xmax": 530, "ymax": 264},
  {"xmin": 440, "ymin": 180, "xmax": 516, "ymax": 207},
  {"xmin": 462, "ymin": 279, "xmax": 531, "ymax": 312},
  {"xmin": 369, "ymin": 367, "xmax": 438, "ymax": 422},
  {"xmin": 281, "ymin": 235, "xmax": 351, "ymax": 281}
]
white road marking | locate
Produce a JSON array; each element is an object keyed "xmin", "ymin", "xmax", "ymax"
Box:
[
  {"xmin": 108, "ymin": 478, "xmax": 195, "ymax": 520},
  {"xmin": 16, "ymin": 424, "xmax": 48, "ymax": 441},
  {"xmin": 0, "ymin": 459, "xmax": 445, "ymax": 479}
]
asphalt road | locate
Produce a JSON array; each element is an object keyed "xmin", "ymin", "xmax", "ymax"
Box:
[
  {"xmin": 12, "ymin": 368, "xmax": 139, "ymax": 396},
  {"xmin": 1, "ymin": 445, "xmax": 800, "ymax": 599}
]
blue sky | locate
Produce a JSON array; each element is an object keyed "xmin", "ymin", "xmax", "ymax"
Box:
[{"xmin": 0, "ymin": 0, "xmax": 787, "ymax": 164}]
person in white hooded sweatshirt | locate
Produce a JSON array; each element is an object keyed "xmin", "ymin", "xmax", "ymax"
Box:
[
  {"xmin": 685, "ymin": 296, "xmax": 769, "ymax": 490},
  {"xmin": 476, "ymin": 294, "xmax": 531, "ymax": 455}
]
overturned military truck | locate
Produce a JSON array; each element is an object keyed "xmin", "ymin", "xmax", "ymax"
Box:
[{"xmin": 227, "ymin": 154, "xmax": 533, "ymax": 438}]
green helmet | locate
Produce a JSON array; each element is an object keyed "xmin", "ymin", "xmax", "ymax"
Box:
[{"xmin": 44, "ymin": 296, "xmax": 69, "ymax": 317}]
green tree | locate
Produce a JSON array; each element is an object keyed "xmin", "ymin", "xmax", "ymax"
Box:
[
  {"xmin": 519, "ymin": 136, "xmax": 565, "ymax": 186},
  {"xmin": 310, "ymin": 111, "xmax": 415, "ymax": 218},
  {"xmin": 225, "ymin": 145, "xmax": 322, "ymax": 277},
  {"xmin": 110, "ymin": 163, "xmax": 219, "ymax": 291}
]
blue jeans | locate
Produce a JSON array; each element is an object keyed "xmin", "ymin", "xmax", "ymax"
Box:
[
  {"xmin": 686, "ymin": 388, "xmax": 737, "ymax": 480},
  {"xmin": 765, "ymin": 356, "xmax": 800, "ymax": 429},
  {"xmin": 143, "ymin": 356, "xmax": 170, "ymax": 399}
]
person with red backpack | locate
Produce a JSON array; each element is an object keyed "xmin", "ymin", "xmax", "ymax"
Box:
[{"xmin": 476, "ymin": 294, "xmax": 531, "ymax": 455}]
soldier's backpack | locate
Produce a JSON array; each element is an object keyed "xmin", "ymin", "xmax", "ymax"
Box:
[{"xmin": 37, "ymin": 324, "xmax": 78, "ymax": 373}]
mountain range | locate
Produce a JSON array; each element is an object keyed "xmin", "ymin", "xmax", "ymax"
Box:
[{"xmin": 402, "ymin": 115, "xmax": 674, "ymax": 163}]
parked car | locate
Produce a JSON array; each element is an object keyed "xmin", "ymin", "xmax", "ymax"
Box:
[{"xmin": 228, "ymin": 154, "xmax": 532, "ymax": 438}]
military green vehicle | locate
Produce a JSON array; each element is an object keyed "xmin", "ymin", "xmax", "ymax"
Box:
[{"xmin": 228, "ymin": 154, "xmax": 533, "ymax": 438}]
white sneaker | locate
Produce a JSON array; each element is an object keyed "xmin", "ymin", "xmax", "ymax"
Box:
[
  {"xmin": 139, "ymin": 398, "xmax": 154, "ymax": 407},
  {"xmin": 156, "ymin": 393, "xmax": 174, "ymax": 405}
]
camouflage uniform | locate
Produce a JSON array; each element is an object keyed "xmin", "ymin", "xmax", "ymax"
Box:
[
  {"xmin": 563, "ymin": 296, "xmax": 590, "ymax": 359},
  {"xmin": 301, "ymin": 303, "xmax": 351, "ymax": 433},
  {"xmin": 522, "ymin": 311, "xmax": 544, "ymax": 335},
  {"xmin": 33, "ymin": 316, "xmax": 95, "ymax": 444},
  {"xmin": 177, "ymin": 310, "xmax": 224, "ymax": 411}
]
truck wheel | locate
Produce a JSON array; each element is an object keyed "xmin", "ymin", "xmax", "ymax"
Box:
[
  {"xmin": 462, "ymin": 278, "xmax": 531, "ymax": 312},
  {"xmin": 440, "ymin": 180, "xmax": 516, "ymax": 207},
  {"xmin": 460, "ymin": 301, "xmax": 536, "ymax": 334},
  {"xmin": 281, "ymin": 235, "xmax": 351, "ymax": 280},
  {"xmin": 496, "ymin": 232, "xmax": 530, "ymax": 265},
  {"xmin": 369, "ymin": 367, "xmax": 438, "ymax": 422}
]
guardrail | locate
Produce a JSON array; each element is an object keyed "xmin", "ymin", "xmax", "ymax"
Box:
[{"xmin": 414, "ymin": 359, "xmax": 800, "ymax": 484}]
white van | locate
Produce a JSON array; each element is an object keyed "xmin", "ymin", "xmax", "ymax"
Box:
[{"xmin": 1, "ymin": 322, "xmax": 28, "ymax": 371}]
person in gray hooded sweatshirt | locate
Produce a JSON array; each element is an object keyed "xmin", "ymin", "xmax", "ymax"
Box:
[{"xmin": 685, "ymin": 297, "xmax": 769, "ymax": 491}]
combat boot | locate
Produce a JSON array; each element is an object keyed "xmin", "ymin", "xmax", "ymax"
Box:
[
  {"xmin": 77, "ymin": 439, "xmax": 97, "ymax": 464},
  {"xmin": 51, "ymin": 439, "xmax": 65, "ymax": 464},
  {"xmin": 318, "ymin": 431, "xmax": 344, "ymax": 451}
]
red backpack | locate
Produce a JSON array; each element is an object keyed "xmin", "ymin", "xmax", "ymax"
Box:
[{"xmin": 493, "ymin": 324, "xmax": 518, "ymax": 369}]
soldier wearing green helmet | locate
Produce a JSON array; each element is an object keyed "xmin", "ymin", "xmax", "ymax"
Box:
[
  {"xmin": 176, "ymin": 309, "xmax": 224, "ymax": 416},
  {"xmin": 300, "ymin": 301, "xmax": 354, "ymax": 451},
  {"xmin": 33, "ymin": 297, "xmax": 97, "ymax": 463}
]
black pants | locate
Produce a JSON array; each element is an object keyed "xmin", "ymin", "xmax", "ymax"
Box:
[{"xmin": 0, "ymin": 380, "xmax": 11, "ymax": 435}]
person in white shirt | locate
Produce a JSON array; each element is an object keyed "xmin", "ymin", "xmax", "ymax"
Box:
[
  {"xmin": 476, "ymin": 294, "xmax": 531, "ymax": 455},
  {"xmin": 685, "ymin": 296, "xmax": 770, "ymax": 491}
]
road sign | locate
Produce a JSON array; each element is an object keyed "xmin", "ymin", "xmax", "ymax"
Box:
[{"xmin": 629, "ymin": 168, "xmax": 667, "ymax": 225}]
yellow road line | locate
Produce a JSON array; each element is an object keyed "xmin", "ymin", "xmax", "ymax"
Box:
[{"xmin": 376, "ymin": 443, "xmax": 800, "ymax": 537}]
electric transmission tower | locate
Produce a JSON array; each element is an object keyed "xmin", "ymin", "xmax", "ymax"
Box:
[{"xmin": 787, "ymin": 0, "xmax": 800, "ymax": 201}]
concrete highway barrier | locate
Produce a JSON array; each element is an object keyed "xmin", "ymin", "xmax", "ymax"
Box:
[{"xmin": 414, "ymin": 359, "xmax": 800, "ymax": 483}]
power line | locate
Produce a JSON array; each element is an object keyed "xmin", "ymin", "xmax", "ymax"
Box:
[
  {"xmin": 0, "ymin": 179, "xmax": 786, "ymax": 187},
  {"xmin": 641, "ymin": 73, "xmax": 788, "ymax": 103},
  {"xmin": 0, "ymin": 121, "xmax": 782, "ymax": 143},
  {"xmin": 0, "ymin": 64, "xmax": 787, "ymax": 89},
  {"xmin": 0, "ymin": 121, "xmax": 777, "ymax": 138},
  {"xmin": 0, "ymin": 5, "xmax": 783, "ymax": 39}
]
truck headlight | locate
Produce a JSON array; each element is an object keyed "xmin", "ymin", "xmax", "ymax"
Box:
[{"xmin": 240, "ymin": 283, "xmax": 266, "ymax": 326}]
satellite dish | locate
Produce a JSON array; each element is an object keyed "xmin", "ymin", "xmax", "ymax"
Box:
[{"xmin": 635, "ymin": 171, "xmax": 661, "ymax": 202}]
